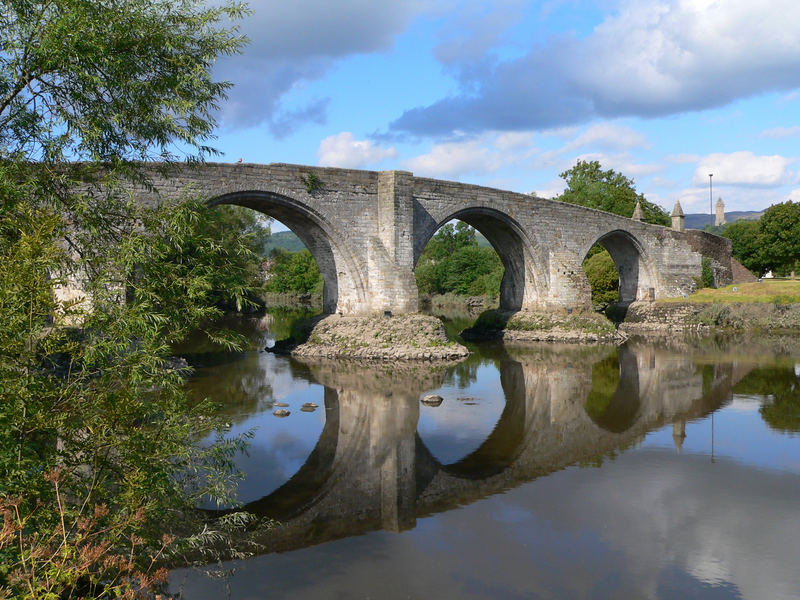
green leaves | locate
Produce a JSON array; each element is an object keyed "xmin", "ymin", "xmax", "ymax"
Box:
[
  {"xmin": 0, "ymin": 0, "xmax": 249, "ymax": 162},
  {"xmin": 0, "ymin": 1, "xmax": 258, "ymax": 595},
  {"xmin": 583, "ymin": 247, "xmax": 619, "ymax": 304},
  {"xmin": 265, "ymin": 248, "xmax": 323, "ymax": 295},
  {"xmin": 415, "ymin": 223, "xmax": 504, "ymax": 297},
  {"xmin": 720, "ymin": 201, "xmax": 800, "ymax": 277},
  {"xmin": 758, "ymin": 201, "xmax": 800, "ymax": 276},
  {"xmin": 558, "ymin": 160, "xmax": 670, "ymax": 226}
]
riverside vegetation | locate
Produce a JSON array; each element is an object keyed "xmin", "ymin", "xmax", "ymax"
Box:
[{"xmin": 0, "ymin": 1, "xmax": 275, "ymax": 598}]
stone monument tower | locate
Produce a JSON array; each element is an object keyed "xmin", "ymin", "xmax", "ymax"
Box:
[{"xmin": 715, "ymin": 197, "xmax": 726, "ymax": 226}]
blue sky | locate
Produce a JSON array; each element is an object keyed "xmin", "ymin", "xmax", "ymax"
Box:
[{"xmin": 209, "ymin": 0, "xmax": 800, "ymax": 225}]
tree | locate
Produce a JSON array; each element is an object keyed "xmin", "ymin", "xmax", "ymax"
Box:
[
  {"xmin": 205, "ymin": 205, "xmax": 273, "ymax": 308},
  {"xmin": 266, "ymin": 248, "xmax": 324, "ymax": 295},
  {"xmin": 423, "ymin": 221, "xmax": 478, "ymax": 261},
  {"xmin": 758, "ymin": 201, "xmax": 800, "ymax": 276},
  {"xmin": 583, "ymin": 250, "xmax": 619, "ymax": 304},
  {"xmin": 1, "ymin": 0, "xmax": 247, "ymax": 162},
  {"xmin": 414, "ymin": 222, "xmax": 504, "ymax": 297},
  {"xmin": 0, "ymin": 1, "xmax": 254, "ymax": 597},
  {"xmin": 558, "ymin": 160, "xmax": 670, "ymax": 226},
  {"xmin": 720, "ymin": 219, "xmax": 766, "ymax": 276}
]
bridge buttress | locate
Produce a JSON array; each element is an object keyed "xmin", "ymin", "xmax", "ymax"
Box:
[{"xmin": 369, "ymin": 171, "xmax": 419, "ymax": 313}]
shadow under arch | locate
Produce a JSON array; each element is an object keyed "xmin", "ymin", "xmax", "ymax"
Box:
[
  {"xmin": 587, "ymin": 229, "xmax": 657, "ymax": 303},
  {"xmin": 208, "ymin": 190, "xmax": 368, "ymax": 314},
  {"xmin": 233, "ymin": 388, "xmax": 340, "ymax": 521},
  {"xmin": 583, "ymin": 345, "xmax": 641, "ymax": 433},
  {"xmin": 415, "ymin": 207, "xmax": 542, "ymax": 311},
  {"xmin": 415, "ymin": 354, "xmax": 529, "ymax": 491}
]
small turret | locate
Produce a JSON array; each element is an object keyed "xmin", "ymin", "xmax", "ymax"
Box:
[
  {"xmin": 671, "ymin": 200, "xmax": 685, "ymax": 232},
  {"xmin": 631, "ymin": 200, "xmax": 643, "ymax": 221}
]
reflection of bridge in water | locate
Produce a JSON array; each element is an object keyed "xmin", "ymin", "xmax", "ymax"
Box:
[{"xmin": 230, "ymin": 343, "xmax": 752, "ymax": 556}]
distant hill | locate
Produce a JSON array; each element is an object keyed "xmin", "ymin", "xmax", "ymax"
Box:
[
  {"xmin": 263, "ymin": 230, "xmax": 306, "ymax": 254},
  {"xmin": 685, "ymin": 211, "xmax": 762, "ymax": 230}
]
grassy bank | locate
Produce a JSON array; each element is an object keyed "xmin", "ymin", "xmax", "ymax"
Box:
[{"xmin": 661, "ymin": 280, "xmax": 800, "ymax": 304}]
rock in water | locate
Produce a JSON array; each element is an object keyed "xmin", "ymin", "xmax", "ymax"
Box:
[
  {"xmin": 421, "ymin": 394, "xmax": 443, "ymax": 407},
  {"xmin": 273, "ymin": 409, "xmax": 290, "ymax": 417}
]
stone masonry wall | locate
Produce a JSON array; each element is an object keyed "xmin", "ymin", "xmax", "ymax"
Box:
[{"xmin": 118, "ymin": 162, "xmax": 729, "ymax": 314}]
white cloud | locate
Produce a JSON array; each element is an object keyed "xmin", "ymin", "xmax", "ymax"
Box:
[
  {"xmin": 575, "ymin": 152, "xmax": 663, "ymax": 177},
  {"xmin": 693, "ymin": 152, "xmax": 794, "ymax": 187},
  {"xmin": 317, "ymin": 132, "xmax": 397, "ymax": 168},
  {"xmin": 563, "ymin": 123, "xmax": 649, "ymax": 152},
  {"xmin": 676, "ymin": 186, "xmax": 787, "ymax": 212},
  {"xmin": 761, "ymin": 126, "xmax": 800, "ymax": 138},
  {"xmin": 529, "ymin": 179, "xmax": 565, "ymax": 199},
  {"xmin": 540, "ymin": 126, "xmax": 580, "ymax": 139},
  {"xmin": 494, "ymin": 131, "xmax": 536, "ymax": 152},
  {"xmin": 788, "ymin": 189, "xmax": 800, "ymax": 202},
  {"xmin": 676, "ymin": 188, "xmax": 710, "ymax": 212},
  {"xmin": 392, "ymin": 0, "xmax": 800, "ymax": 135},
  {"xmin": 403, "ymin": 131, "xmax": 538, "ymax": 178},
  {"xmin": 404, "ymin": 140, "xmax": 500, "ymax": 177},
  {"xmin": 650, "ymin": 176, "xmax": 677, "ymax": 189}
]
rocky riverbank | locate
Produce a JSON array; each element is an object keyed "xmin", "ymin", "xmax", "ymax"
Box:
[
  {"xmin": 615, "ymin": 301, "xmax": 800, "ymax": 334},
  {"xmin": 289, "ymin": 313, "xmax": 470, "ymax": 361}
]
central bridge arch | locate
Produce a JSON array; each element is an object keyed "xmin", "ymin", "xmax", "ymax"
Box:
[{"xmin": 414, "ymin": 207, "xmax": 545, "ymax": 311}]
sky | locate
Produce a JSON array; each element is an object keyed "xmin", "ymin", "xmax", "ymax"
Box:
[{"xmin": 207, "ymin": 0, "xmax": 800, "ymax": 227}]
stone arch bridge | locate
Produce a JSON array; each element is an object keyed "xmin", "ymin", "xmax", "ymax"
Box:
[{"xmin": 139, "ymin": 163, "xmax": 733, "ymax": 314}]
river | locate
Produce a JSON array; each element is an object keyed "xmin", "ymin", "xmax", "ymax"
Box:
[{"xmin": 169, "ymin": 309, "xmax": 800, "ymax": 600}]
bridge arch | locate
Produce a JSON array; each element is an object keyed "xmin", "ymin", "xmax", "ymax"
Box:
[
  {"xmin": 582, "ymin": 229, "xmax": 658, "ymax": 303},
  {"xmin": 415, "ymin": 207, "xmax": 544, "ymax": 311},
  {"xmin": 208, "ymin": 190, "xmax": 368, "ymax": 314}
]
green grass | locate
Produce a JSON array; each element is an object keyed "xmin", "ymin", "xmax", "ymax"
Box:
[{"xmin": 661, "ymin": 280, "xmax": 800, "ymax": 304}]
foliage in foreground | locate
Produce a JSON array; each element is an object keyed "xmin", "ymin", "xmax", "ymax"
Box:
[
  {"xmin": 0, "ymin": 193, "xmax": 257, "ymax": 599},
  {"xmin": 0, "ymin": 0, "xmax": 254, "ymax": 597}
]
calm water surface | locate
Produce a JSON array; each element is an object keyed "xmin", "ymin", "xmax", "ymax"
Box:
[{"xmin": 170, "ymin": 311, "xmax": 800, "ymax": 600}]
